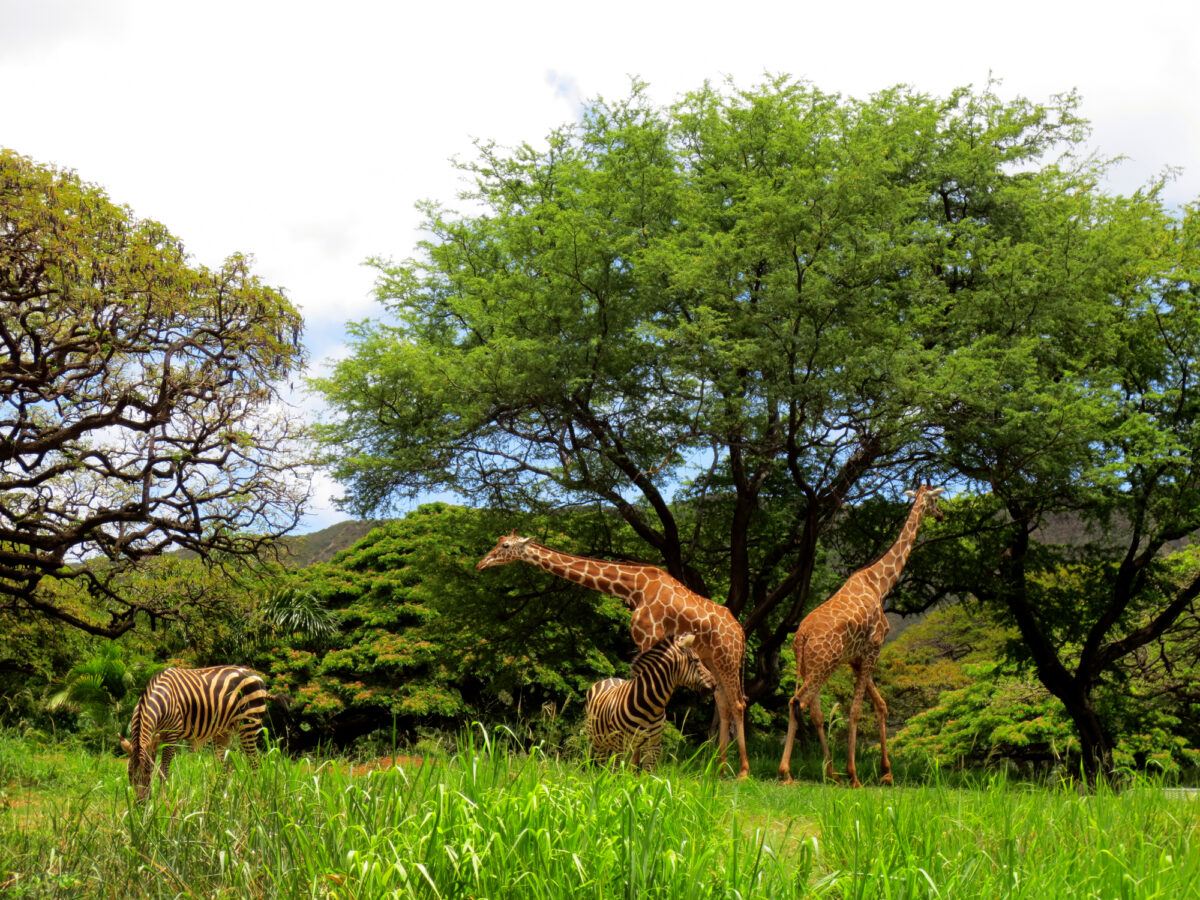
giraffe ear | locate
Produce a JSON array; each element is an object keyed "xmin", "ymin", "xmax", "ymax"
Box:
[
  {"xmin": 904, "ymin": 489, "xmax": 916, "ymax": 498},
  {"xmin": 929, "ymin": 487, "xmax": 945, "ymax": 496},
  {"xmin": 676, "ymin": 633, "xmax": 696, "ymax": 648}
]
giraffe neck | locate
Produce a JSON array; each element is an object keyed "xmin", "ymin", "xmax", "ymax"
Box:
[
  {"xmin": 866, "ymin": 496, "xmax": 928, "ymax": 599},
  {"xmin": 521, "ymin": 544, "xmax": 643, "ymax": 606}
]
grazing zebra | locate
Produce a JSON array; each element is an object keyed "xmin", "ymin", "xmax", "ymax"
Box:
[
  {"xmin": 585, "ymin": 633, "xmax": 716, "ymax": 770},
  {"xmin": 118, "ymin": 665, "xmax": 268, "ymax": 800}
]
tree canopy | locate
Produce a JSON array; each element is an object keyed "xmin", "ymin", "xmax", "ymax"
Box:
[
  {"xmin": 261, "ymin": 504, "xmax": 630, "ymax": 746},
  {"xmin": 0, "ymin": 150, "xmax": 311, "ymax": 637},
  {"xmin": 314, "ymin": 78, "xmax": 1200, "ymax": 782}
]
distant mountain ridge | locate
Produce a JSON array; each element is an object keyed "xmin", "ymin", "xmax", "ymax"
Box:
[{"xmin": 274, "ymin": 520, "xmax": 386, "ymax": 568}]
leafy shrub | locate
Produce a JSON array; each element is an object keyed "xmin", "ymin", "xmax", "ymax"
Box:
[{"xmin": 257, "ymin": 504, "xmax": 630, "ymax": 748}]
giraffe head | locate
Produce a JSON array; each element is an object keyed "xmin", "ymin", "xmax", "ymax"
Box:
[
  {"xmin": 476, "ymin": 532, "xmax": 533, "ymax": 570},
  {"xmin": 905, "ymin": 484, "xmax": 945, "ymax": 522}
]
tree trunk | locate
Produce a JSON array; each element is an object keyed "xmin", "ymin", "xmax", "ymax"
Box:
[{"xmin": 1059, "ymin": 686, "xmax": 1115, "ymax": 787}]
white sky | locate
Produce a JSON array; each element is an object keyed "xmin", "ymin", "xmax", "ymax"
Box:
[{"xmin": 4, "ymin": 0, "xmax": 1198, "ymax": 532}]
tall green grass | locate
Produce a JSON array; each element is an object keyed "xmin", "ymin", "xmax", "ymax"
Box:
[{"xmin": 1, "ymin": 729, "xmax": 1196, "ymax": 898}]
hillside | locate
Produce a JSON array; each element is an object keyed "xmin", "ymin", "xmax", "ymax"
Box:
[{"xmin": 273, "ymin": 519, "xmax": 386, "ymax": 568}]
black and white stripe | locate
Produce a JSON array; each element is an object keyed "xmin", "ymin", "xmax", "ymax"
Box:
[
  {"xmin": 121, "ymin": 665, "xmax": 268, "ymax": 800},
  {"xmin": 584, "ymin": 633, "xmax": 715, "ymax": 769}
]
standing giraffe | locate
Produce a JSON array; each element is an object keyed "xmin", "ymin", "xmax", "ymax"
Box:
[
  {"xmin": 778, "ymin": 484, "xmax": 944, "ymax": 787},
  {"xmin": 477, "ymin": 536, "xmax": 751, "ymax": 778}
]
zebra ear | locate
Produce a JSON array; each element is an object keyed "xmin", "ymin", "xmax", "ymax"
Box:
[
  {"xmin": 676, "ymin": 633, "xmax": 696, "ymax": 648},
  {"xmin": 119, "ymin": 737, "xmax": 133, "ymax": 755}
]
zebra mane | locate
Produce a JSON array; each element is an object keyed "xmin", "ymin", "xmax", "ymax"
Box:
[
  {"xmin": 128, "ymin": 670, "xmax": 167, "ymax": 763},
  {"xmin": 629, "ymin": 633, "xmax": 692, "ymax": 676},
  {"xmin": 127, "ymin": 700, "xmax": 144, "ymax": 760}
]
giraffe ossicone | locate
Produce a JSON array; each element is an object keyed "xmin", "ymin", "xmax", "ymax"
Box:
[{"xmin": 477, "ymin": 535, "xmax": 751, "ymax": 778}]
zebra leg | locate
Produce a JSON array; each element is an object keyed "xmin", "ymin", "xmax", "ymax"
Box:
[
  {"xmin": 239, "ymin": 720, "xmax": 263, "ymax": 769},
  {"xmin": 158, "ymin": 745, "xmax": 177, "ymax": 784},
  {"xmin": 212, "ymin": 733, "xmax": 231, "ymax": 771},
  {"xmin": 641, "ymin": 735, "xmax": 662, "ymax": 771}
]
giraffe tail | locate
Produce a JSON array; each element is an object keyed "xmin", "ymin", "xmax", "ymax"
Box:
[{"xmin": 793, "ymin": 630, "xmax": 811, "ymax": 689}]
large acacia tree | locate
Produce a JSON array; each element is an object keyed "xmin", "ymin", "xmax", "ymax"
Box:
[
  {"xmin": 906, "ymin": 186, "xmax": 1200, "ymax": 783},
  {"xmin": 316, "ymin": 79, "xmax": 1194, "ymax": 744},
  {"xmin": 1, "ymin": 150, "xmax": 311, "ymax": 636}
]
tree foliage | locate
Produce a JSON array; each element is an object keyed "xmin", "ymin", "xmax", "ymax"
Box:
[
  {"xmin": 260, "ymin": 504, "xmax": 629, "ymax": 746},
  {"xmin": 315, "ymin": 77, "xmax": 1199, "ymax": 780},
  {"xmin": 902, "ymin": 175, "xmax": 1200, "ymax": 781},
  {"xmin": 0, "ymin": 150, "xmax": 312, "ymax": 636},
  {"xmin": 45, "ymin": 641, "xmax": 162, "ymax": 750},
  {"xmin": 316, "ymin": 79, "xmax": 1100, "ymax": 702}
]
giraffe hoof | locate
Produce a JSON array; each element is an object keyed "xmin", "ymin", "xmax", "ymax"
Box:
[
  {"xmin": 880, "ymin": 773, "xmax": 894, "ymax": 786},
  {"xmin": 849, "ymin": 778, "xmax": 863, "ymax": 788},
  {"xmin": 779, "ymin": 775, "xmax": 794, "ymax": 785}
]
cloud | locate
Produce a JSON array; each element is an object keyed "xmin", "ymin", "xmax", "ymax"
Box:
[
  {"xmin": 287, "ymin": 218, "xmax": 360, "ymax": 260},
  {"xmin": 545, "ymin": 69, "xmax": 585, "ymax": 118},
  {"xmin": 5, "ymin": 0, "xmax": 1198, "ymax": 536},
  {"xmin": 0, "ymin": 0, "xmax": 129, "ymax": 60}
]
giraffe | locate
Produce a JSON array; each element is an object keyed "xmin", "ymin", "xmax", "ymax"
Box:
[
  {"xmin": 477, "ymin": 535, "xmax": 751, "ymax": 778},
  {"xmin": 778, "ymin": 484, "xmax": 944, "ymax": 787}
]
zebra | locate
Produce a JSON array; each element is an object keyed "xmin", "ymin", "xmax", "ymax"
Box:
[
  {"xmin": 585, "ymin": 633, "xmax": 716, "ymax": 770},
  {"xmin": 118, "ymin": 665, "xmax": 269, "ymax": 800}
]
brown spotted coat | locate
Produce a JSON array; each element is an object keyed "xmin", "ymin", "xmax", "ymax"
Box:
[
  {"xmin": 477, "ymin": 535, "xmax": 750, "ymax": 777},
  {"xmin": 778, "ymin": 485, "xmax": 944, "ymax": 787}
]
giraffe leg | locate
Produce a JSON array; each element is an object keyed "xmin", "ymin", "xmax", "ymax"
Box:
[
  {"xmin": 865, "ymin": 676, "xmax": 893, "ymax": 785},
  {"xmin": 806, "ymin": 693, "xmax": 838, "ymax": 783},
  {"xmin": 778, "ymin": 690, "xmax": 803, "ymax": 783},
  {"xmin": 846, "ymin": 662, "xmax": 871, "ymax": 788},
  {"xmin": 712, "ymin": 679, "xmax": 750, "ymax": 779},
  {"xmin": 780, "ymin": 679, "xmax": 835, "ymax": 783},
  {"xmin": 713, "ymin": 685, "xmax": 732, "ymax": 775},
  {"xmin": 731, "ymin": 695, "xmax": 749, "ymax": 780}
]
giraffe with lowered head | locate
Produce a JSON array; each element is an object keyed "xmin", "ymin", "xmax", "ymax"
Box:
[
  {"xmin": 778, "ymin": 484, "xmax": 944, "ymax": 787},
  {"xmin": 477, "ymin": 535, "xmax": 751, "ymax": 778}
]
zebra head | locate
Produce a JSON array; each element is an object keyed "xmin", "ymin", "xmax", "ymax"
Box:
[
  {"xmin": 476, "ymin": 532, "xmax": 533, "ymax": 570},
  {"xmin": 668, "ymin": 633, "xmax": 717, "ymax": 693},
  {"xmin": 120, "ymin": 718, "xmax": 155, "ymax": 801}
]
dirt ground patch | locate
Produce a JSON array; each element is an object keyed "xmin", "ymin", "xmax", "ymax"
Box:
[{"xmin": 348, "ymin": 755, "xmax": 425, "ymax": 777}]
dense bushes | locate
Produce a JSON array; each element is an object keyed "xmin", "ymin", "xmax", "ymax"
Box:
[
  {"xmin": 256, "ymin": 504, "xmax": 631, "ymax": 747},
  {"xmin": 4, "ymin": 502, "xmax": 1196, "ymax": 776}
]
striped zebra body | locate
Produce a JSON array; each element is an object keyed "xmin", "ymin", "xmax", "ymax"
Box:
[
  {"xmin": 122, "ymin": 665, "xmax": 268, "ymax": 800},
  {"xmin": 584, "ymin": 633, "xmax": 716, "ymax": 770}
]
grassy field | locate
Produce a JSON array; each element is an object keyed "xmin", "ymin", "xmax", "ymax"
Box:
[{"xmin": 0, "ymin": 730, "xmax": 1196, "ymax": 899}]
